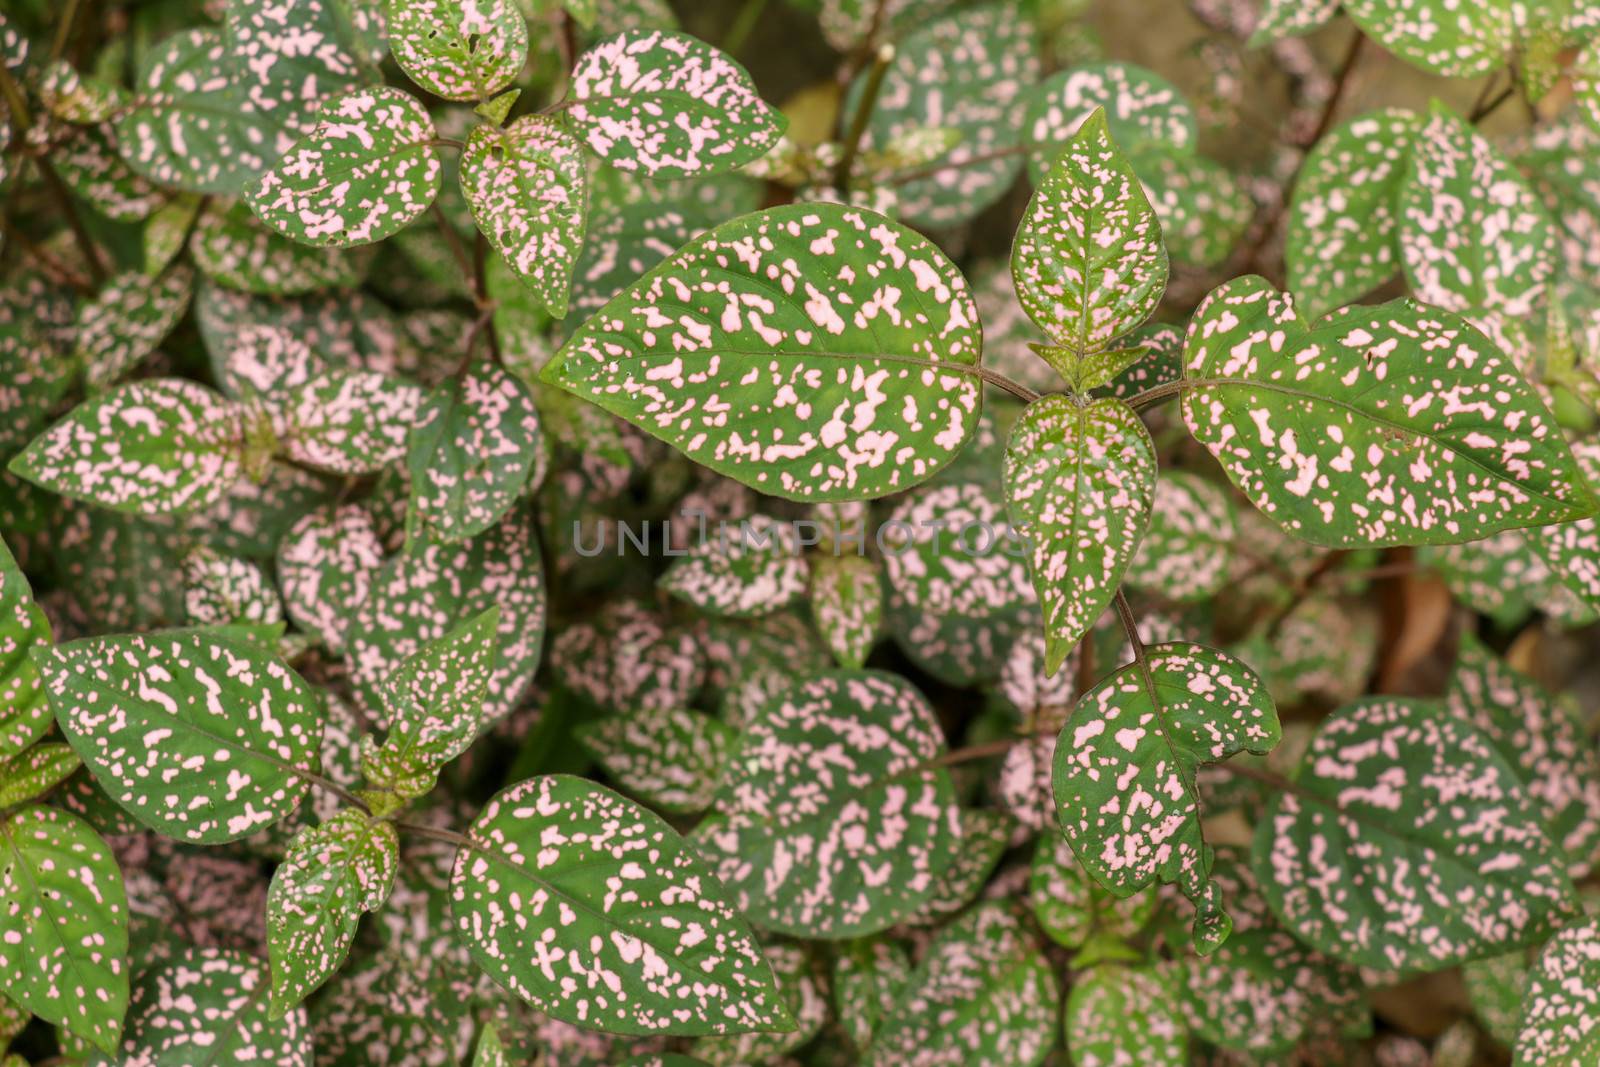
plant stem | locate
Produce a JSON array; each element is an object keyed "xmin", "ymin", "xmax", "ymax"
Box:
[
  {"xmin": 833, "ymin": 42, "xmax": 894, "ymax": 191},
  {"xmin": 396, "ymin": 820, "xmax": 473, "ymax": 849},
  {"xmin": 889, "ymin": 143, "xmax": 1025, "ymax": 186},
  {"xmin": 296, "ymin": 769, "xmax": 369, "ymax": 813},
  {"xmin": 1126, "ymin": 379, "xmax": 1187, "ymax": 411},
  {"xmin": 51, "ymin": 0, "xmax": 85, "ymax": 61},
  {"xmin": 0, "ymin": 63, "xmax": 108, "ymax": 283},
  {"xmin": 928, "ymin": 738, "xmax": 1018, "ymax": 768},
  {"xmin": 722, "ymin": 0, "xmax": 768, "ymax": 55},
  {"xmin": 1469, "ymin": 83, "xmax": 1517, "ymax": 124},
  {"xmin": 432, "ymin": 203, "xmax": 481, "ymax": 303},
  {"xmin": 1215, "ymin": 759, "xmax": 1322, "ymax": 805},
  {"xmin": 973, "ymin": 364, "xmax": 1041, "ymax": 402}
]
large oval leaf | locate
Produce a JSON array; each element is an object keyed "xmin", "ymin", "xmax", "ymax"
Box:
[
  {"xmin": 1054, "ymin": 641, "xmax": 1279, "ymax": 952},
  {"xmin": 386, "ymin": 0, "xmax": 527, "ymax": 101},
  {"xmin": 698, "ymin": 670, "xmax": 960, "ymax": 937},
  {"xmin": 247, "ymin": 87, "xmax": 443, "ymax": 247},
  {"xmin": 0, "ymin": 805, "xmax": 127, "ymax": 1054},
  {"xmin": 39, "ymin": 629, "xmax": 324, "ymax": 843},
  {"xmin": 449, "ymin": 774, "xmax": 791, "ymax": 1034},
  {"xmin": 567, "ymin": 30, "xmax": 784, "ymax": 177},
  {"xmin": 541, "ymin": 204, "xmax": 983, "ymax": 500},
  {"xmin": 1252, "ymin": 697, "xmax": 1576, "ymax": 971},
  {"xmin": 1004, "ymin": 394, "xmax": 1156, "ymax": 674},
  {"xmin": 1180, "ymin": 276, "xmax": 1595, "ymax": 547}
]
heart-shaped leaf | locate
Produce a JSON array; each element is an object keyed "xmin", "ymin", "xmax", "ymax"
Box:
[
  {"xmin": 1251, "ymin": 697, "xmax": 1576, "ymax": 971},
  {"xmin": 1004, "ymin": 394, "xmax": 1157, "ymax": 674},
  {"xmin": 386, "ymin": 0, "xmax": 527, "ymax": 101},
  {"xmin": 1054, "ymin": 641, "xmax": 1279, "ymax": 952},
  {"xmin": 541, "ymin": 204, "xmax": 983, "ymax": 500},
  {"xmin": 247, "ymin": 87, "xmax": 443, "ymax": 247},
  {"xmin": 450, "ymin": 774, "xmax": 792, "ymax": 1034},
  {"xmin": 1011, "ymin": 108, "xmax": 1167, "ymax": 377},
  {"xmin": 39, "ymin": 629, "xmax": 325, "ymax": 844},
  {"xmin": 460, "ymin": 116, "xmax": 587, "ymax": 318},
  {"xmin": 567, "ymin": 30, "xmax": 785, "ymax": 177},
  {"xmin": 0, "ymin": 805, "xmax": 127, "ymax": 1054},
  {"xmin": 10, "ymin": 378, "xmax": 246, "ymax": 517},
  {"xmin": 698, "ymin": 670, "xmax": 960, "ymax": 937},
  {"xmin": 267, "ymin": 811, "xmax": 399, "ymax": 1014},
  {"xmin": 1399, "ymin": 102, "xmax": 1555, "ymax": 316},
  {"xmin": 866, "ymin": 904, "xmax": 1058, "ymax": 1066},
  {"xmin": 1287, "ymin": 108, "xmax": 1426, "ymax": 319},
  {"xmin": 1181, "ymin": 276, "xmax": 1595, "ymax": 547}
]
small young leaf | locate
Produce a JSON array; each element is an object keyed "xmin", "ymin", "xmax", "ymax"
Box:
[
  {"xmin": 450, "ymin": 774, "xmax": 792, "ymax": 1034},
  {"xmin": 387, "ymin": 0, "xmax": 527, "ymax": 101},
  {"xmin": 1011, "ymin": 108, "xmax": 1167, "ymax": 374},
  {"xmin": 0, "ymin": 744, "xmax": 81, "ymax": 809},
  {"xmin": 1064, "ymin": 965, "xmax": 1186, "ymax": 1067},
  {"xmin": 808, "ymin": 554, "xmax": 883, "ymax": 669},
  {"xmin": 699, "ymin": 670, "xmax": 960, "ymax": 937},
  {"xmin": 568, "ymin": 30, "xmax": 785, "ymax": 177},
  {"xmin": 247, "ymin": 87, "xmax": 443, "ymax": 248},
  {"xmin": 275, "ymin": 369, "xmax": 423, "ymax": 475},
  {"xmin": 1181, "ymin": 276, "xmax": 1596, "ymax": 547},
  {"xmin": 39, "ymin": 629, "xmax": 325, "ymax": 843},
  {"xmin": 267, "ymin": 811, "xmax": 399, "ymax": 1014},
  {"xmin": 460, "ymin": 116, "xmax": 587, "ymax": 318},
  {"xmin": 1399, "ymin": 103, "xmax": 1555, "ymax": 317},
  {"xmin": 866, "ymin": 904, "xmax": 1058, "ymax": 1066},
  {"xmin": 1513, "ymin": 917, "xmax": 1600, "ymax": 1066},
  {"xmin": 660, "ymin": 514, "xmax": 808, "ymax": 618},
  {"xmin": 10, "ymin": 378, "xmax": 246, "ymax": 517},
  {"xmin": 1004, "ymin": 395, "xmax": 1157, "ymax": 674},
  {"xmin": 473, "ymin": 1021, "xmax": 508, "ymax": 1067},
  {"xmin": 1055, "ymin": 641, "xmax": 1279, "ymax": 952},
  {"xmin": 1252, "ymin": 697, "xmax": 1576, "ymax": 971},
  {"xmin": 0, "ymin": 537, "xmax": 54, "ymax": 758},
  {"xmin": 575, "ymin": 705, "xmax": 736, "ymax": 813},
  {"xmin": 541, "ymin": 204, "xmax": 983, "ymax": 500},
  {"xmin": 1287, "ymin": 108, "xmax": 1426, "ymax": 319},
  {"xmin": 363, "ymin": 607, "xmax": 500, "ymax": 798},
  {"xmin": 112, "ymin": 946, "xmax": 311, "ymax": 1064}
]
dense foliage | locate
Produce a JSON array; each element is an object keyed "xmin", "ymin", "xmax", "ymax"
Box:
[{"xmin": 1, "ymin": 0, "xmax": 1600, "ymax": 1063}]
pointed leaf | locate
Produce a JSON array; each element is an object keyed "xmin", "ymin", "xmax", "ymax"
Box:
[
  {"xmin": 1011, "ymin": 108, "xmax": 1166, "ymax": 370},
  {"xmin": 1399, "ymin": 103, "xmax": 1556, "ymax": 316},
  {"xmin": 39, "ymin": 629, "xmax": 325, "ymax": 844},
  {"xmin": 0, "ymin": 806, "xmax": 128, "ymax": 1054},
  {"xmin": 10, "ymin": 379, "xmax": 245, "ymax": 517},
  {"xmin": 568, "ymin": 30, "xmax": 785, "ymax": 177},
  {"xmin": 541, "ymin": 203, "xmax": 983, "ymax": 500},
  {"xmin": 76, "ymin": 267, "xmax": 195, "ymax": 390},
  {"xmin": 461, "ymin": 116, "xmax": 587, "ymax": 318},
  {"xmin": 690, "ymin": 942, "xmax": 827, "ymax": 1065},
  {"xmin": 1004, "ymin": 395, "xmax": 1156, "ymax": 673},
  {"xmin": 246, "ymin": 87, "xmax": 443, "ymax": 247},
  {"xmin": 576, "ymin": 705, "xmax": 735, "ymax": 814},
  {"xmin": 1180, "ymin": 276, "xmax": 1595, "ymax": 547},
  {"xmin": 1287, "ymin": 108, "xmax": 1427, "ymax": 319},
  {"xmin": 0, "ymin": 538, "xmax": 53, "ymax": 759},
  {"xmin": 1252, "ymin": 697, "xmax": 1576, "ymax": 971},
  {"xmin": 450, "ymin": 773, "xmax": 791, "ymax": 1034},
  {"xmin": 387, "ymin": 0, "xmax": 526, "ymax": 101},
  {"xmin": 1054, "ymin": 641, "xmax": 1279, "ymax": 951},
  {"xmin": 808, "ymin": 554, "xmax": 883, "ymax": 669},
  {"xmin": 0, "ymin": 744, "xmax": 81, "ymax": 809},
  {"xmin": 183, "ymin": 546, "xmax": 284, "ymax": 626},
  {"xmin": 698, "ymin": 670, "xmax": 960, "ymax": 937},
  {"xmin": 267, "ymin": 811, "xmax": 399, "ymax": 1014}
]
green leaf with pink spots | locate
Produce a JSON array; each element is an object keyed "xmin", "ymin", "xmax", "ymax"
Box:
[
  {"xmin": 1514, "ymin": 917, "xmax": 1600, "ymax": 1066},
  {"xmin": 1344, "ymin": 0, "xmax": 1514, "ymax": 78},
  {"xmin": 0, "ymin": 744, "xmax": 81, "ymax": 809},
  {"xmin": 808, "ymin": 554, "xmax": 883, "ymax": 669},
  {"xmin": 567, "ymin": 30, "xmax": 785, "ymax": 178},
  {"xmin": 9, "ymin": 378, "xmax": 247, "ymax": 517},
  {"xmin": 460, "ymin": 116, "xmax": 587, "ymax": 318},
  {"xmin": 1023, "ymin": 62, "xmax": 1197, "ymax": 185},
  {"xmin": 1124, "ymin": 470, "xmax": 1237, "ymax": 603},
  {"xmin": 697, "ymin": 670, "xmax": 961, "ymax": 937},
  {"xmin": 273, "ymin": 368, "xmax": 423, "ymax": 475},
  {"xmin": 1011, "ymin": 109, "xmax": 1167, "ymax": 387},
  {"xmin": 1053, "ymin": 641, "xmax": 1279, "ymax": 954},
  {"xmin": 449, "ymin": 773, "xmax": 792, "ymax": 1034},
  {"xmin": 541, "ymin": 204, "xmax": 983, "ymax": 501},
  {"xmin": 1004, "ymin": 395, "xmax": 1157, "ymax": 675},
  {"xmin": 0, "ymin": 538, "xmax": 54, "ymax": 760},
  {"xmin": 246, "ymin": 87, "xmax": 444, "ymax": 248},
  {"xmin": 75, "ymin": 267, "xmax": 195, "ymax": 390},
  {"xmin": 575, "ymin": 705, "xmax": 736, "ymax": 814},
  {"xmin": 0, "ymin": 805, "xmax": 128, "ymax": 1054},
  {"xmin": 1251, "ymin": 697, "xmax": 1576, "ymax": 972},
  {"xmin": 387, "ymin": 0, "xmax": 528, "ymax": 101},
  {"xmin": 660, "ymin": 514, "xmax": 809, "ymax": 618},
  {"xmin": 1180, "ymin": 276, "xmax": 1596, "ymax": 548},
  {"xmin": 38, "ymin": 628, "xmax": 325, "ymax": 844},
  {"xmin": 267, "ymin": 811, "xmax": 399, "ymax": 1015},
  {"xmin": 1064, "ymin": 964, "xmax": 1186, "ymax": 1067}
]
